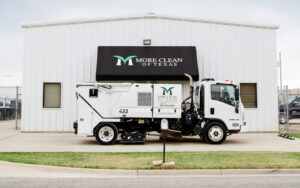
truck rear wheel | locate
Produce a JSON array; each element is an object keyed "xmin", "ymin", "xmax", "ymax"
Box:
[
  {"xmin": 95, "ymin": 123, "xmax": 118, "ymax": 145},
  {"xmin": 205, "ymin": 122, "xmax": 227, "ymax": 144}
]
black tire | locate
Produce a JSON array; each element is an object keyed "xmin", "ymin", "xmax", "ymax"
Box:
[
  {"xmin": 95, "ymin": 123, "xmax": 118, "ymax": 145},
  {"xmin": 204, "ymin": 122, "xmax": 227, "ymax": 144}
]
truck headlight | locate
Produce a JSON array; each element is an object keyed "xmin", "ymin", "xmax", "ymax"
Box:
[{"xmin": 232, "ymin": 123, "xmax": 239, "ymax": 127}]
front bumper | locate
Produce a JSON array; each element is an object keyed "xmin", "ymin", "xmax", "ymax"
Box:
[{"xmin": 228, "ymin": 129, "xmax": 240, "ymax": 134}]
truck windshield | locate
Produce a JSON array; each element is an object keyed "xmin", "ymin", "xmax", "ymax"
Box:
[{"xmin": 211, "ymin": 84, "xmax": 236, "ymax": 106}]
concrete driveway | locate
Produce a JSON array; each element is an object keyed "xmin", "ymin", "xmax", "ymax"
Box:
[{"xmin": 0, "ymin": 120, "xmax": 299, "ymax": 152}]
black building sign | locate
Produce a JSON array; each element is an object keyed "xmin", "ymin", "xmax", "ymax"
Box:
[{"xmin": 96, "ymin": 46, "xmax": 199, "ymax": 81}]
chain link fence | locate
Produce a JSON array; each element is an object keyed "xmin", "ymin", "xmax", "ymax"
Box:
[
  {"xmin": 278, "ymin": 86, "xmax": 300, "ymax": 133},
  {"xmin": 0, "ymin": 87, "xmax": 21, "ymax": 125}
]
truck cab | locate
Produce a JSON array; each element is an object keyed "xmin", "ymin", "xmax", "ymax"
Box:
[{"xmin": 193, "ymin": 79, "xmax": 245, "ymax": 143}]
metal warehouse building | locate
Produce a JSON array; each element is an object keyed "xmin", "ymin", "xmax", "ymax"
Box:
[{"xmin": 21, "ymin": 14, "xmax": 279, "ymax": 132}]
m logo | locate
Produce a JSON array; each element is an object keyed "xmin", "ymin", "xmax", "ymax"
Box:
[
  {"xmin": 113, "ymin": 55, "xmax": 137, "ymax": 66},
  {"xmin": 161, "ymin": 87, "xmax": 174, "ymax": 95}
]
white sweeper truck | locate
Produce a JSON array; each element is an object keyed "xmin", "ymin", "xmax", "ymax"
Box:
[{"xmin": 73, "ymin": 46, "xmax": 246, "ymax": 145}]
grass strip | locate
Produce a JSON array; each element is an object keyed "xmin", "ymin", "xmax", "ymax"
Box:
[
  {"xmin": 0, "ymin": 152, "xmax": 300, "ymax": 170},
  {"xmin": 287, "ymin": 133, "xmax": 300, "ymax": 139}
]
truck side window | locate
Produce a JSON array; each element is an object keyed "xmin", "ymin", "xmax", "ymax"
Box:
[
  {"xmin": 195, "ymin": 86, "xmax": 199, "ymax": 96},
  {"xmin": 211, "ymin": 84, "xmax": 236, "ymax": 106}
]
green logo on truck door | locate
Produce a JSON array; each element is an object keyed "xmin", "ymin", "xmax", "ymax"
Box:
[
  {"xmin": 113, "ymin": 55, "xmax": 137, "ymax": 66},
  {"xmin": 161, "ymin": 87, "xmax": 174, "ymax": 95}
]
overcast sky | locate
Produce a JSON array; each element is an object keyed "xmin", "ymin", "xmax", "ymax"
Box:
[{"xmin": 0, "ymin": 0, "xmax": 299, "ymax": 88}]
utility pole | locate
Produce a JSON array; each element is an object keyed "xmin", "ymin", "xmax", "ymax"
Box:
[{"xmin": 279, "ymin": 52, "xmax": 283, "ymax": 98}]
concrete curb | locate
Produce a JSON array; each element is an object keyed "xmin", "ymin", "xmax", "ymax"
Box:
[
  {"xmin": 1, "ymin": 161, "xmax": 300, "ymax": 178},
  {"xmin": 137, "ymin": 169, "xmax": 300, "ymax": 176}
]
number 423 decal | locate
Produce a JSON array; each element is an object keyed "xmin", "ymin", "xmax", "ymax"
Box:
[{"xmin": 119, "ymin": 109, "xmax": 128, "ymax": 114}]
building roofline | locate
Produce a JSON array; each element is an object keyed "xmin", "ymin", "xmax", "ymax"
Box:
[{"xmin": 21, "ymin": 13, "xmax": 279, "ymax": 30}]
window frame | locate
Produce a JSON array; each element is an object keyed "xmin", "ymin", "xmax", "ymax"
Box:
[
  {"xmin": 210, "ymin": 84, "xmax": 237, "ymax": 107},
  {"xmin": 43, "ymin": 82, "xmax": 62, "ymax": 109},
  {"xmin": 240, "ymin": 83, "xmax": 258, "ymax": 109}
]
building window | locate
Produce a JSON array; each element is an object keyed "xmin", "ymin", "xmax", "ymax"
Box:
[
  {"xmin": 43, "ymin": 83, "xmax": 61, "ymax": 108},
  {"xmin": 240, "ymin": 83, "xmax": 257, "ymax": 108}
]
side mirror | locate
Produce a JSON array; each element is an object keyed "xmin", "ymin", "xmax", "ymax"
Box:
[
  {"xmin": 235, "ymin": 88, "xmax": 239, "ymax": 101},
  {"xmin": 293, "ymin": 101, "xmax": 299, "ymax": 107}
]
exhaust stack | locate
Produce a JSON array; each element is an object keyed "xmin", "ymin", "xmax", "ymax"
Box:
[
  {"xmin": 184, "ymin": 73, "xmax": 193, "ymax": 86},
  {"xmin": 182, "ymin": 73, "xmax": 194, "ymax": 112}
]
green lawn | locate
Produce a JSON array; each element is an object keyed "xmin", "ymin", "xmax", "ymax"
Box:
[
  {"xmin": 287, "ymin": 133, "xmax": 300, "ymax": 139},
  {"xmin": 1, "ymin": 152, "xmax": 300, "ymax": 169}
]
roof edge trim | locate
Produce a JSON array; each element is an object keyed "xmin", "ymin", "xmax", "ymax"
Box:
[{"xmin": 21, "ymin": 15, "xmax": 279, "ymax": 30}]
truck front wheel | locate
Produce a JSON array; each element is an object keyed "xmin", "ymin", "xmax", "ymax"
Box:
[
  {"xmin": 95, "ymin": 123, "xmax": 118, "ymax": 145},
  {"xmin": 205, "ymin": 122, "xmax": 227, "ymax": 144}
]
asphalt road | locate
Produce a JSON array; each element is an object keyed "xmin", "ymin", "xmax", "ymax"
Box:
[{"xmin": 1, "ymin": 175, "xmax": 300, "ymax": 188}]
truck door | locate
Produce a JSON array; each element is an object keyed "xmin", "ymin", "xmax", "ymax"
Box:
[{"xmin": 206, "ymin": 83, "xmax": 240, "ymax": 130}]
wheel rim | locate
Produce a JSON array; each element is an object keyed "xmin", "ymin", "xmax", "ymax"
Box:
[
  {"xmin": 208, "ymin": 126, "xmax": 224, "ymax": 142},
  {"xmin": 99, "ymin": 126, "xmax": 114, "ymax": 142}
]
